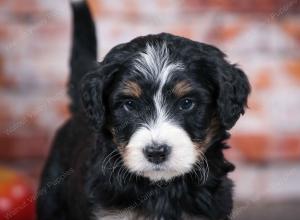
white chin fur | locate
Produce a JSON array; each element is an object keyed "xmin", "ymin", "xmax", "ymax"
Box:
[
  {"xmin": 142, "ymin": 170, "xmax": 182, "ymax": 181},
  {"xmin": 124, "ymin": 121, "xmax": 198, "ymax": 181}
]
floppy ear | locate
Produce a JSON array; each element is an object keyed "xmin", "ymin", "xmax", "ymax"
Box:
[
  {"xmin": 217, "ymin": 64, "xmax": 251, "ymax": 130},
  {"xmin": 80, "ymin": 64, "xmax": 118, "ymax": 131}
]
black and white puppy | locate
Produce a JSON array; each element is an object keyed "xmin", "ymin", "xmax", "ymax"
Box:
[{"xmin": 37, "ymin": 1, "xmax": 250, "ymax": 220}]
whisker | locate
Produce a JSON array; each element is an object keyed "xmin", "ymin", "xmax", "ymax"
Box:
[
  {"xmin": 101, "ymin": 150, "xmax": 120, "ymax": 173},
  {"xmin": 102, "ymin": 149, "xmax": 118, "ymax": 165},
  {"xmin": 191, "ymin": 151, "xmax": 210, "ymax": 185},
  {"xmin": 108, "ymin": 158, "xmax": 123, "ymax": 185}
]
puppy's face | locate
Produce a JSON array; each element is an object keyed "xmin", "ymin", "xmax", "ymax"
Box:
[
  {"xmin": 108, "ymin": 43, "xmax": 215, "ymax": 181},
  {"xmin": 82, "ymin": 35, "xmax": 250, "ymax": 181}
]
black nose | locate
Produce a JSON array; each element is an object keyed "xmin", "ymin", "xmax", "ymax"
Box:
[{"xmin": 144, "ymin": 144, "xmax": 171, "ymax": 164}]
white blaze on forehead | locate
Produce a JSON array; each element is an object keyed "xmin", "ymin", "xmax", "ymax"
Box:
[
  {"xmin": 134, "ymin": 42, "xmax": 184, "ymax": 82},
  {"xmin": 134, "ymin": 42, "xmax": 184, "ymax": 124}
]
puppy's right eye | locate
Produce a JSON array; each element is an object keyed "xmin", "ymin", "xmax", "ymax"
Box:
[
  {"xmin": 178, "ymin": 98, "xmax": 195, "ymax": 111},
  {"xmin": 123, "ymin": 100, "xmax": 136, "ymax": 112}
]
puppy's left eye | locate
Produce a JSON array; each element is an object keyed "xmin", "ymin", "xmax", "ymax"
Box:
[
  {"xmin": 178, "ymin": 98, "xmax": 195, "ymax": 111},
  {"xmin": 123, "ymin": 100, "xmax": 137, "ymax": 112}
]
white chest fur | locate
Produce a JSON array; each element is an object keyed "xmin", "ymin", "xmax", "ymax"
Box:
[
  {"xmin": 93, "ymin": 210, "xmax": 142, "ymax": 220},
  {"xmin": 93, "ymin": 209, "xmax": 208, "ymax": 220}
]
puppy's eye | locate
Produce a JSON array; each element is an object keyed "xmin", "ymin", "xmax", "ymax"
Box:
[
  {"xmin": 178, "ymin": 98, "xmax": 195, "ymax": 111},
  {"xmin": 123, "ymin": 100, "xmax": 136, "ymax": 112}
]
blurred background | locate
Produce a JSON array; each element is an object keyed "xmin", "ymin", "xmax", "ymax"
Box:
[{"xmin": 0, "ymin": 0, "xmax": 300, "ymax": 219}]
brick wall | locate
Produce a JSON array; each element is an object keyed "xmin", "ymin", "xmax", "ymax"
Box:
[{"xmin": 0, "ymin": 0, "xmax": 300, "ymax": 190}]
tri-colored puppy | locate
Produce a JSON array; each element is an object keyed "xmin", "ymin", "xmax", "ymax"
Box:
[{"xmin": 38, "ymin": 1, "xmax": 250, "ymax": 219}]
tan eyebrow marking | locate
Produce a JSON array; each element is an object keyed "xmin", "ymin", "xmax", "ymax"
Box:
[
  {"xmin": 122, "ymin": 81, "xmax": 142, "ymax": 97},
  {"xmin": 173, "ymin": 81, "xmax": 192, "ymax": 97}
]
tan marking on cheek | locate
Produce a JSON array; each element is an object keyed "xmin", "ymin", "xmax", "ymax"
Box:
[
  {"xmin": 111, "ymin": 128, "xmax": 127, "ymax": 154},
  {"xmin": 193, "ymin": 116, "xmax": 220, "ymax": 154},
  {"xmin": 122, "ymin": 81, "xmax": 142, "ymax": 97},
  {"xmin": 111, "ymin": 128, "xmax": 119, "ymax": 145},
  {"xmin": 173, "ymin": 81, "xmax": 192, "ymax": 97},
  {"xmin": 117, "ymin": 146, "xmax": 126, "ymax": 161}
]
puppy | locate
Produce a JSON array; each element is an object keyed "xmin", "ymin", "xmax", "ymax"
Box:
[{"xmin": 37, "ymin": 1, "xmax": 250, "ymax": 220}]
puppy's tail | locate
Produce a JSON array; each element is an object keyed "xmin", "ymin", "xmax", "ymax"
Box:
[{"xmin": 69, "ymin": 0, "xmax": 98, "ymax": 113}]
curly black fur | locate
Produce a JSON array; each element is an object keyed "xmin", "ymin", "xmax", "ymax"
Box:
[{"xmin": 37, "ymin": 1, "xmax": 250, "ymax": 220}]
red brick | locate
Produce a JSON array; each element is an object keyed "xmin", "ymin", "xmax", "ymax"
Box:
[
  {"xmin": 0, "ymin": 27, "xmax": 7, "ymax": 42},
  {"xmin": 285, "ymin": 59, "xmax": 300, "ymax": 84},
  {"xmin": 0, "ymin": 132, "xmax": 50, "ymax": 160},
  {"xmin": 0, "ymin": 54, "xmax": 4, "ymax": 86},
  {"xmin": 229, "ymin": 134, "xmax": 272, "ymax": 162},
  {"xmin": 182, "ymin": 0, "xmax": 300, "ymax": 13},
  {"xmin": 124, "ymin": 0, "xmax": 140, "ymax": 20},
  {"xmin": 37, "ymin": 22, "xmax": 70, "ymax": 40},
  {"xmin": 208, "ymin": 23, "xmax": 245, "ymax": 43},
  {"xmin": 0, "ymin": 103, "xmax": 14, "ymax": 129},
  {"xmin": 282, "ymin": 20, "xmax": 300, "ymax": 44},
  {"xmin": 0, "ymin": 75, "xmax": 18, "ymax": 89},
  {"xmin": 229, "ymin": 134, "xmax": 300, "ymax": 162},
  {"xmin": 87, "ymin": 0, "xmax": 103, "ymax": 17},
  {"xmin": 279, "ymin": 135, "xmax": 300, "ymax": 161},
  {"xmin": 9, "ymin": 0, "xmax": 45, "ymax": 17},
  {"xmin": 170, "ymin": 26, "xmax": 194, "ymax": 40},
  {"xmin": 253, "ymin": 68, "xmax": 273, "ymax": 90},
  {"xmin": 54, "ymin": 102, "xmax": 70, "ymax": 119},
  {"xmin": 0, "ymin": 54, "xmax": 3, "ymax": 70},
  {"xmin": 247, "ymin": 97, "xmax": 263, "ymax": 113}
]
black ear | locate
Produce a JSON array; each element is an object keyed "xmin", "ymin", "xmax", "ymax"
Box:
[
  {"xmin": 80, "ymin": 64, "xmax": 118, "ymax": 131},
  {"xmin": 217, "ymin": 64, "xmax": 251, "ymax": 130}
]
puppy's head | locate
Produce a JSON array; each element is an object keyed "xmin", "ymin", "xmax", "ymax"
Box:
[{"xmin": 81, "ymin": 34, "xmax": 250, "ymax": 181}]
